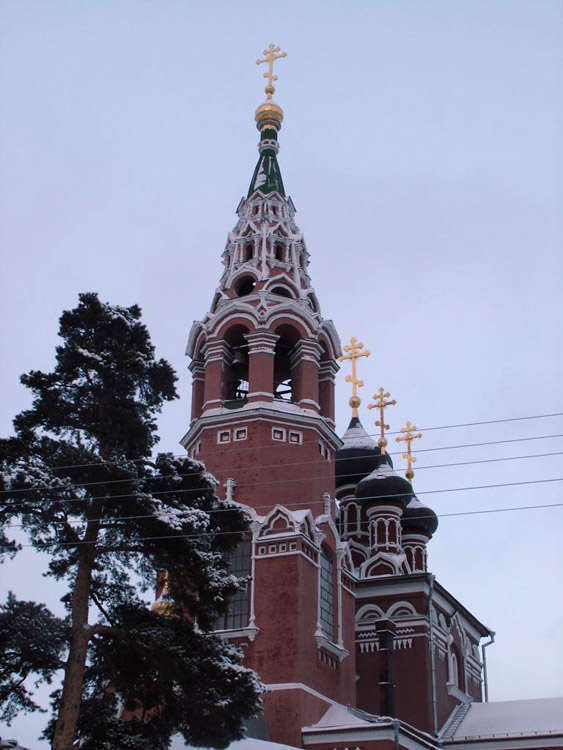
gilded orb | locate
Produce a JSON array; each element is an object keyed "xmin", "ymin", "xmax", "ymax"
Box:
[
  {"xmin": 379, "ymin": 437, "xmax": 388, "ymax": 448},
  {"xmin": 255, "ymin": 99, "xmax": 284, "ymax": 129},
  {"xmin": 349, "ymin": 396, "xmax": 361, "ymax": 409}
]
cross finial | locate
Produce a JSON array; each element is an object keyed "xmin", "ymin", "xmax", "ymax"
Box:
[
  {"xmin": 367, "ymin": 387, "xmax": 397, "ymax": 454},
  {"xmin": 338, "ymin": 336, "xmax": 371, "ymax": 418},
  {"xmin": 395, "ymin": 421, "xmax": 422, "ymax": 484},
  {"xmin": 256, "ymin": 43, "xmax": 287, "ymax": 99}
]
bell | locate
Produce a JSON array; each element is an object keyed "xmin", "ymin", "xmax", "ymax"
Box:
[{"xmin": 232, "ymin": 350, "xmax": 247, "ymax": 367}]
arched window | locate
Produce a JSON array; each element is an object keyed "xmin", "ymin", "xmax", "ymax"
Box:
[
  {"xmin": 235, "ymin": 276, "xmax": 256, "ymax": 297},
  {"xmin": 245, "ymin": 243, "xmax": 254, "ymax": 262},
  {"xmin": 273, "ymin": 325, "xmax": 299, "ymax": 402},
  {"xmin": 449, "ymin": 646, "xmax": 463, "ymax": 689},
  {"xmin": 222, "ymin": 325, "xmax": 250, "ymax": 404},
  {"xmin": 274, "ymin": 243, "xmax": 285, "ymax": 262},
  {"xmin": 271, "ymin": 286, "xmax": 293, "ymax": 298},
  {"xmin": 319, "ymin": 547, "xmax": 335, "ymax": 641},
  {"xmin": 347, "ymin": 503, "xmax": 358, "ymax": 534},
  {"xmin": 215, "ymin": 535, "xmax": 251, "ymax": 631}
]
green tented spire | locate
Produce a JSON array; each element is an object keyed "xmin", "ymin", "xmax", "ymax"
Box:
[{"xmin": 247, "ymin": 126, "xmax": 286, "ymax": 198}]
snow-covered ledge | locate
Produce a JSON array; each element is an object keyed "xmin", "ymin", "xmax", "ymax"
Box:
[
  {"xmin": 215, "ymin": 625, "xmax": 261, "ymax": 642},
  {"xmin": 446, "ymin": 682, "xmax": 473, "ymax": 704},
  {"xmin": 315, "ymin": 633, "xmax": 349, "ymax": 661}
]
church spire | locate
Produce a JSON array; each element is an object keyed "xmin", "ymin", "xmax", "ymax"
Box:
[{"xmin": 248, "ymin": 44, "xmax": 287, "ymax": 197}]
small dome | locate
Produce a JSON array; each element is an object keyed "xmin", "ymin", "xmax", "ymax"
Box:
[
  {"xmin": 336, "ymin": 417, "xmax": 387, "ymax": 489},
  {"xmin": 401, "ymin": 496, "xmax": 438, "ymax": 537},
  {"xmin": 355, "ymin": 458, "xmax": 414, "ymax": 508},
  {"xmin": 255, "ymin": 99, "xmax": 284, "ymax": 130}
]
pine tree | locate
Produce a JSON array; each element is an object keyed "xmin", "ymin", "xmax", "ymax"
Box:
[{"xmin": 0, "ymin": 293, "xmax": 261, "ymax": 750}]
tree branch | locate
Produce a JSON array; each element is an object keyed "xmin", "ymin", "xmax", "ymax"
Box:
[{"xmin": 87, "ymin": 624, "xmax": 125, "ymax": 639}]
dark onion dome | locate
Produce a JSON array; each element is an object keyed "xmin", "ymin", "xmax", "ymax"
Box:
[
  {"xmin": 336, "ymin": 416, "xmax": 387, "ymax": 489},
  {"xmin": 401, "ymin": 496, "xmax": 439, "ymax": 537},
  {"xmin": 355, "ymin": 457, "xmax": 414, "ymax": 508}
]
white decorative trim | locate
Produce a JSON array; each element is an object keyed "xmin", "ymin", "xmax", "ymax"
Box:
[
  {"xmin": 315, "ymin": 633, "xmax": 349, "ymax": 661},
  {"xmin": 181, "ymin": 406, "xmax": 343, "ymax": 452},
  {"xmin": 214, "ymin": 625, "xmax": 261, "ymax": 642}
]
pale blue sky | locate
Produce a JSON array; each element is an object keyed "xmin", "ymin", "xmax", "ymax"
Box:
[{"xmin": 1, "ymin": 1, "xmax": 562, "ymax": 746}]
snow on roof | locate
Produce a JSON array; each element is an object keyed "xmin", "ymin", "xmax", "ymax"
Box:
[
  {"xmin": 304, "ymin": 704, "xmax": 390, "ymax": 731},
  {"xmin": 340, "ymin": 422, "xmax": 377, "ymax": 451},
  {"xmin": 306, "ymin": 704, "xmax": 373, "ymax": 729},
  {"xmin": 450, "ymin": 698, "xmax": 563, "ymax": 739},
  {"xmin": 171, "ymin": 737, "xmax": 301, "ymax": 750}
]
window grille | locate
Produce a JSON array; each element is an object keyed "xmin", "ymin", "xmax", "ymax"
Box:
[
  {"xmin": 215, "ymin": 535, "xmax": 251, "ymax": 631},
  {"xmin": 319, "ymin": 547, "xmax": 335, "ymax": 641}
]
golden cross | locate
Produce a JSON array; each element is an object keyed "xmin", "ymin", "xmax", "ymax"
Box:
[
  {"xmin": 338, "ymin": 337, "xmax": 370, "ymax": 418},
  {"xmin": 256, "ymin": 43, "xmax": 287, "ymax": 99},
  {"xmin": 396, "ymin": 421, "xmax": 422, "ymax": 484},
  {"xmin": 367, "ymin": 387, "xmax": 397, "ymax": 454}
]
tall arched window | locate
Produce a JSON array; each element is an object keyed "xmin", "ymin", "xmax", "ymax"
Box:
[
  {"xmin": 319, "ymin": 547, "xmax": 335, "ymax": 641},
  {"xmin": 215, "ymin": 535, "xmax": 251, "ymax": 631},
  {"xmin": 449, "ymin": 647, "xmax": 463, "ymax": 688}
]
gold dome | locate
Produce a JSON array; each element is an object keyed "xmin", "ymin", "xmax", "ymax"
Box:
[{"xmin": 255, "ymin": 99, "xmax": 284, "ymax": 130}]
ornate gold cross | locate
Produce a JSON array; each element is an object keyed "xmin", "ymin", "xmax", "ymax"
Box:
[
  {"xmin": 367, "ymin": 387, "xmax": 396, "ymax": 454},
  {"xmin": 338, "ymin": 336, "xmax": 370, "ymax": 418},
  {"xmin": 256, "ymin": 43, "xmax": 287, "ymax": 99},
  {"xmin": 396, "ymin": 421, "xmax": 422, "ymax": 483}
]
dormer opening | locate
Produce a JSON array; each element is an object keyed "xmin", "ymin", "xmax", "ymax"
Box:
[
  {"xmin": 274, "ymin": 243, "xmax": 285, "ymax": 262},
  {"xmin": 236, "ymin": 275, "xmax": 257, "ymax": 297},
  {"xmin": 223, "ymin": 324, "xmax": 250, "ymax": 405},
  {"xmin": 273, "ymin": 324, "xmax": 300, "ymax": 402},
  {"xmin": 244, "ymin": 242, "xmax": 254, "ymax": 261},
  {"xmin": 271, "ymin": 286, "xmax": 293, "ymax": 299}
]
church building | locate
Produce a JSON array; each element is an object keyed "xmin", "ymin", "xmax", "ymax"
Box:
[{"xmin": 179, "ymin": 46, "xmax": 563, "ymax": 750}]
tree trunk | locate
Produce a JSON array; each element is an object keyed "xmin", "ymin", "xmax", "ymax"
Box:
[{"xmin": 52, "ymin": 519, "xmax": 98, "ymax": 750}]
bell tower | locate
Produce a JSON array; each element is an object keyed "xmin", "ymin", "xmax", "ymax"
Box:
[
  {"xmin": 181, "ymin": 47, "xmax": 356, "ymax": 747},
  {"xmin": 182, "ymin": 46, "xmax": 341, "ymax": 514}
]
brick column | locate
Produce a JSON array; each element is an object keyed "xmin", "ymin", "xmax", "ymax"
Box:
[
  {"xmin": 290, "ymin": 340, "xmax": 322, "ymax": 412},
  {"xmin": 202, "ymin": 339, "xmax": 231, "ymax": 411},
  {"xmin": 318, "ymin": 360, "xmax": 339, "ymax": 424},
  {"xmin": 189, "ymin": 360, "xmax": 205, "ymax": 420},
  {"xmin": 245, "ymin": 331, "xmax": 279, "ymax": 404}
]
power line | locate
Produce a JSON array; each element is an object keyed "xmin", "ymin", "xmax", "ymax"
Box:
[
  {"xmin": 2, "ymin": 448, "xmax": 562, "ymax": 507},
  {"xmin": 6, "ymin": 411, "xmax": 562, "ymax": 472},
  {"xmin": 2, "ymin": 435, "xmax": 562, "ymax": 498},
  {"xmin": 2, "ymin": 449, "xmax": 562, "ymax": 505},
  {"xmin": 6, "ymin": 499, "xmax": 562, "ymax": 550},
  {"xmin": 5, "ymin": 459, "xmax": 563, "ymax": 529},
  {"xmin": 387, "ymin": 412, "xmax": 563, "ymax": 435}
]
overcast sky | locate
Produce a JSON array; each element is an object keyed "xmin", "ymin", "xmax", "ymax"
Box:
[{"xmin": 1, "ymin": 1, "xmax": 562, "ymax": 746}]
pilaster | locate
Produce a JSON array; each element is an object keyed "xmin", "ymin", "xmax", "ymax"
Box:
[
  {"xmin": 290, "ymin": 339, "xmax": 322, "ymax": 411},
  {"xmin": 189, "ymin": 359, "xmax": 205, "ymax": 421},
  {"xmin": 244, "ymin": 331, "xmax": 279, "ymax": 403},
  {"xmin": 202, "ymin": 339, "xmax": 232, "ymax": 411}
]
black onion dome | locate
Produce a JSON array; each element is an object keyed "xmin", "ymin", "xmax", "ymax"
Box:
[
  {"xmin": 401, "ymin": 496, "xmax": 439, "ymax": 537},
  {"xmin": 336, "ymin": 417, "xmax": 387, "ymax": 489},
  {"xmin": 355, "ymin": 458, "xmax": 414, "ymax": 508}
]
